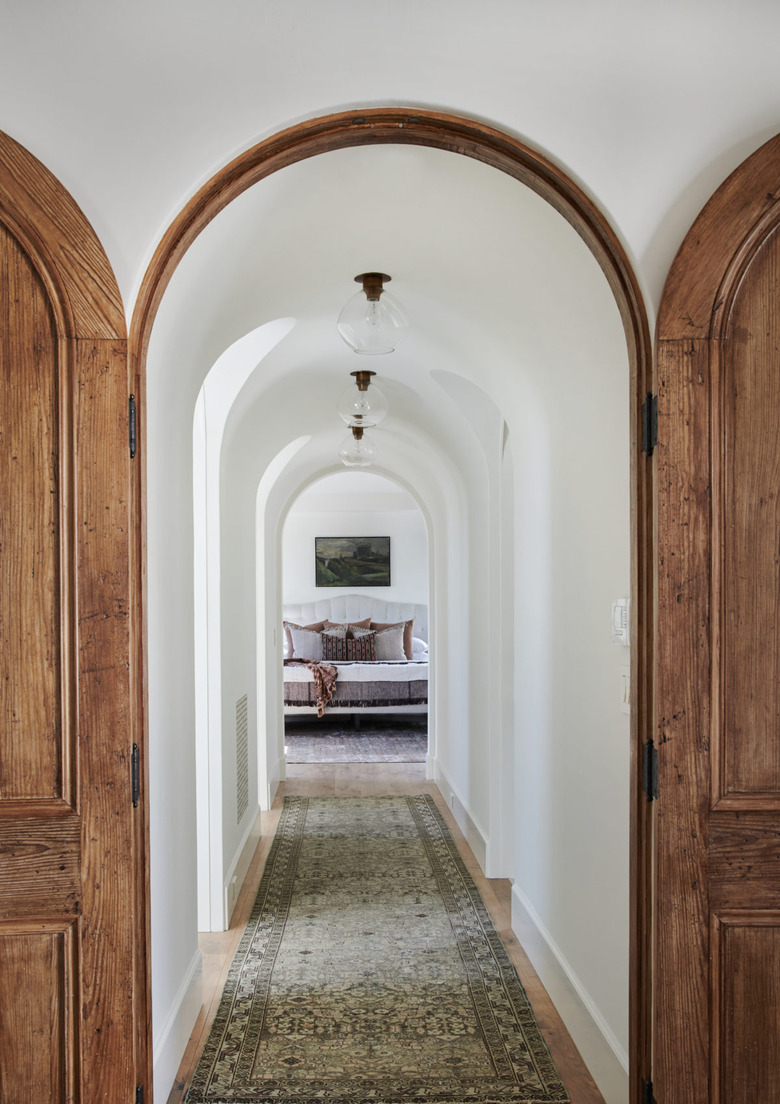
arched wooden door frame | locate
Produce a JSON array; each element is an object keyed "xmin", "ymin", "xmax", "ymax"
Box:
[
  {"xmin": 129, "ymin": 109, "xmax": 654, "ymax": 1102},
  {"xmin": 0, "ymin": 130, "xmax": 151, "ymax": 1099},
  {"xmin": 655, "ymin": 132, "xmax": 780, "ymax": 1103}
]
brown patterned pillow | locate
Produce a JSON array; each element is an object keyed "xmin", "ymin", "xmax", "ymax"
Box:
[{"xmin": 321, "ymin": 630, "xmax": 376, "ymax": 662}]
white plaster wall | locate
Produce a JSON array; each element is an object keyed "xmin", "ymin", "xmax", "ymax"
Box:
[
  {"xmin": 509, "ymin": 304, "xmax": 631, "ymax": 1068},
  {"xmin": 282, "ymin": 506, "xmax": 428, "ymax": 609},
  {"xmin": 146, "ymin": 341, "xmax": 203, "ymax": 1101}
]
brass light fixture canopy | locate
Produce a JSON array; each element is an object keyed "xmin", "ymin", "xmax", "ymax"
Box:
[
  {"xmin": 336, "ymin": 369, "xmax": 388, "ymax": 427},
  {"xmin": 337, "ymin": 272, "xmax": 408, "ymax": 354},
  {"xmin": 355, "ymin": 272, "xmax": 392, "ymax": 298}
]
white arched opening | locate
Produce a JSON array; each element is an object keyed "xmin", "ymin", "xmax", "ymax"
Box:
[
  {"xmin": 144, "ymin": 138, "xmax": 630, "ymax": 1101},
  {"xmin": 192, "ymin": 320, "xmax": 295, "ymax": 932}
]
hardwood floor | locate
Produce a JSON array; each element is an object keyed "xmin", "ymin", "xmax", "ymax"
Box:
[{"xmin": 166, "ymin": 763, "xmax": 607, "ymax": 1104}]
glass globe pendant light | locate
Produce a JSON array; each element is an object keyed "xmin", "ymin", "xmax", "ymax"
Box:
[
  {"xmin": 337, "ymin": 272, "xmax": 408, "ymax": 355},
  {"xmin": 339, "ymin": 426, "xmax": 377, "ymax": 468},
  {"xmin": 336, "ymin": 369, "xmax": 388, "ymax": 428}
]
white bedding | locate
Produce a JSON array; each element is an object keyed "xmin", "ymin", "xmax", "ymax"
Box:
[{"xmin": 284, "ymin": 660, "xmax": 428, "ymax": 683}]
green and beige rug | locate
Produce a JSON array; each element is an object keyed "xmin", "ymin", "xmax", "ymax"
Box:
[{"xmin": 188, "ymin": 795, "xmax": 569, "ymax": 1103}]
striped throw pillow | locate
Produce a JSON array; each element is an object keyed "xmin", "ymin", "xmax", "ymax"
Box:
[{"xmin": 321, "ymin": 631, "xmax": 376, "ymax": 662}]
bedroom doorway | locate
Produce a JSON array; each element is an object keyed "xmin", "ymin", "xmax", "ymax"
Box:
[{"xmin": 280, "ymin": 470, "xmax": 430, "ymax": 769}]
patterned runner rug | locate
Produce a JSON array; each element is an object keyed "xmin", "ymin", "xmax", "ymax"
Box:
[{"xmin": 188, "ymin": 795, "xmax": 569, "ymax": 1103}]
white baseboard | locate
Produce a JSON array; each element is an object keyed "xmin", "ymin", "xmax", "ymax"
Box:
[
  {"xmin": 224, "ymin": 806, "xmax": 262, "ymax": 925},
  {"xmin": 153, "ymin": 948, "xmax": 203, "ymax": 1104},
  {"xmin": 267, "ymin": 754, "xmax": 283, "ymax": 810},
  {"xmin": 511, "ymin": 885, "xmax": 628, "ymax": 1104},
  {"xmin": 434, "ymin": 761, "xmax": 488, "ymax": 872}
]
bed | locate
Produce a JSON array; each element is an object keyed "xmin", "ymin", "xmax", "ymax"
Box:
[{"xmin": 282, "ymin": 595, "xmax": 428, "ymax": 717}]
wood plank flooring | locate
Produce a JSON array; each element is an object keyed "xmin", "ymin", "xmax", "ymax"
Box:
[{"xmin": 166, "ymin": 763, "xmax": 607, "ymax": 1104}]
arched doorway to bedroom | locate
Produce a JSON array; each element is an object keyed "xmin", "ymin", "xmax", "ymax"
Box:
[
  {"xmin": 280, "ymin": 471, "xmax": 430, "ymax": 768},
  {"xmin": 135, "ymin": 110, "xmax": 652, "ymax": 1104}
]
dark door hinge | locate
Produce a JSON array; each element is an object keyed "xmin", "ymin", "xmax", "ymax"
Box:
[
  {"xmin": 642, "ymin": 740, "xmax": 658, "ymax": 802},
  {"xmin": 641, "ymin": 1078, "xmax": 656, "ymax": 1104},
  {"xmin": 129, "ymin": 394, "xmax": 137, "ymax": 459},
  {"xmin": 642, "ymin": 392, "xmax": 658, "ymax": 456},
  {"xmin": 131, "ymin": 744, "xmax": 140, "ymax": 808},
  {"xmin": 136, "ymin": 1086, "xmax": 144, "ymax": 1104}
]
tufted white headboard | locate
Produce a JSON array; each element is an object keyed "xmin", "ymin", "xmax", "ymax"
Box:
[{"xmin": 283, "ymin": 594, "xmax": 428, "ymax": 643}]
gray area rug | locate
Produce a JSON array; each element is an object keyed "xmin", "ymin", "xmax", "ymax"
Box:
[
  {"xmin": 188, "ymin": 795, "xmax": 569, "ymax": 1103},
  {"xmin": 285, "ymin": 723, "xmax": 427, "ymax": 763}
]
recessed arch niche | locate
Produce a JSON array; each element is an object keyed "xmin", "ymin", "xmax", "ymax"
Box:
[{"xmin": 130, "ymin": 109, "xmax": 653, "ymax": 1099}]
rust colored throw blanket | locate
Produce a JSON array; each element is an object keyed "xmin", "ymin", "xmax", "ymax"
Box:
[{"xmin": 283, "ymin": 659, "xmax": 338, "ymax": 717}]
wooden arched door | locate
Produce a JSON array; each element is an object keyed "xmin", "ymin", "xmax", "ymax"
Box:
[
  {"xmin": 0, "ymin": 133, "xmax": 149, "ymax": 1100},
  {"xmin": 655, "ymin": 135, "xmax": 780, "ymax": 1102}
]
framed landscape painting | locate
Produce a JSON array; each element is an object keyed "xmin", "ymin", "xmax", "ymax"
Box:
[{"xmin": 315, "ymin": 536, "xmax": 391, "ymax": 587}]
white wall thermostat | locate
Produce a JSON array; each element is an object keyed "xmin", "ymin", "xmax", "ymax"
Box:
[{"xmin": 611, "ymin": 598, "xmax": 631, "ymax": 647}]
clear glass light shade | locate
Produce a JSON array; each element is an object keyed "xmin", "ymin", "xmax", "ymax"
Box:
[
  {"xmin": 339, "ymin": 431, "xmax": 377, "ymax": 468},
  {"xmin": 336, "ymin": 380, "xmax": 388, "ymax": 428},
  {"xmin": 337, "ymin": 289, "xmax": 408, "ymax": 354}
]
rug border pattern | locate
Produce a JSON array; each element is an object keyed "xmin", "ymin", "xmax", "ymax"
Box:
[{"xmin": 187, "ymin": 795, "xmax": 570, "ymax": 1104}]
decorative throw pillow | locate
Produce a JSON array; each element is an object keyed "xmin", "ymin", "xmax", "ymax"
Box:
[
  {"xmin": 290, "ymin": 623, "xmax": 346, "ymax": 662},
  {"xmin": 412, "ymin": 636, "xmax": 429, "ymax": 660},
  {"xmin": 320, "ymin": 631, "xmax": 348, "ymax": 661},
  {"xmin": 372, "ymin": 622, "xmax": 406, "ymax": 661},
  {"xmin": 370, "ymin": 618, "xmax": 414, "ymax": 659},
  {"xmin": 322, "ymin": 617, "xmax": 372, "ymax": 635},
  {"xmin": 347, "ymin": 632, "xmax": 376, "ymax": 661},
  {"xmin": 321, "ymin": 630, "xmax": 377, "ymax": 662},
  {"xmin": 283, "ymin": 620, "xmax": 325, "ymax": 658}
]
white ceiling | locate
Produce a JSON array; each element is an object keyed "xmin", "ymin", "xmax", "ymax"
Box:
[{"xmin": 3, "ymin": 1, "xmax": 780, "ymax": 314}]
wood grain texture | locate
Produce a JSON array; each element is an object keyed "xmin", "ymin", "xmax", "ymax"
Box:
[
  {"xmin": 710, "ymin": 816, "xmax": 780, "ymax": 910},
  {"xmin": 720, "ymin": 219, "xmax": 780, "ymax": 800},
  {"xmin": 0, "ymin": 221, "xmax": 64, "ymax": 803},
  {"xmin": 75, "ymin": 339, "xmax": 136, "ymax": 1101},
  {"xmin": 654, "ymin": 338, "xmax": 712, "ymax": 1104},
  {"xmin": 656, "ymin": 131, "xmax": 780, "ymax": 1103},
  {"xmin": 0, "ymin": 818, "xmax": 80, "ymax": 917},
  {"xmin": 657, "ymin": 133, "xmax": 780, "ymax": 340},
  {"xmin": 129, "ymin": 107, "xmax": 653, "ymax": 1104},
  {"xmin": 0, "ymin": 129, "xmax": 125, "ymax": 340},
  {"xmin": 0, "ymin": 920, "xmax": 77, "ymax": 1104},
  {"xmin": 711, "ymin": 912, "xmax": 780, "ymax": 1104},
  {"xmin": 0, "ymin": 129, "xmax": 149, "ymax": 1103}
]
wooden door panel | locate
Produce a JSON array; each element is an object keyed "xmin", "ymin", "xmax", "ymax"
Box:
[
  {"xmin": 655, "ymin": 337, "xmax": 711, "ymax": 1104},
  {"xmin": 0, "ymin": 222, "xmax": 69, "ymax": 805},
  {"xmin": 0, "ymin": 921, "xmax": 77, "ymax": 1103},
  {"xmin": 656, "ymin": 134, "xmax": 780, "ymax": 1102},
  {"xmin": 0, "ymin": 131, "xmax": 146, "ymax": 1103},
  {"xmin": 720, "ymin": 221, "xmax": 780, "ymax": 803},
  {"xmin": 711, "ymin": 912, "xmax": 780, "ymax": 1104}
]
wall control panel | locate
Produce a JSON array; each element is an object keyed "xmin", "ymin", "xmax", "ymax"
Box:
[{"xmin": 611, "ymin": 598, "xmax": 631, "ymax": 648}]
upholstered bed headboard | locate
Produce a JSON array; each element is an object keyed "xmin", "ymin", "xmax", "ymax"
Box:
[{"xmin": 283, "ymin": 594, "xmax": 428, "ymax": 643}]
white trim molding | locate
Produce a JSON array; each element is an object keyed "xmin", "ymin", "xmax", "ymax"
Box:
[
  {"xmin": 511, "ymin": 885, "xmax": 628, "ymax": 1104},
  {"xmin": 153, "ymin": 948, "xmax": 203, "ymax": 1104}
]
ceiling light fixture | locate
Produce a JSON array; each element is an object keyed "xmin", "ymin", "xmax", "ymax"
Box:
[
  {"xmin": 336, "ymin": 369, "xmax": 388, "ymax": 429},
  {"xmin": 339, "ymin": 425, "xmax": 377, "ymax": 468},
  {"xmin": 337, "ymin": 272, "xmax": 408, "ymax": 355}
]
